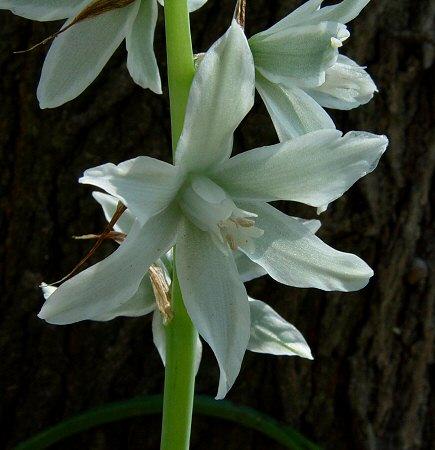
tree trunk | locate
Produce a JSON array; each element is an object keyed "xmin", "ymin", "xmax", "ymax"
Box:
[{"xmin": 0, "ymin": 1, "xmax": 433, "ymax": 449}]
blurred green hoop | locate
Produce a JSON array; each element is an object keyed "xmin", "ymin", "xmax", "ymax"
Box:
[{"xmin": 14, "ymin": 395, "xmax": 321, "ymax": 450}]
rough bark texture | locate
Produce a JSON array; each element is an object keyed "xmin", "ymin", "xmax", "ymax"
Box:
[{"xmin": 0, "ymin": 1, "xmax": 434, "ymax": 449}]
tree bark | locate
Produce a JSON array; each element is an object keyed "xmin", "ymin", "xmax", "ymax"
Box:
[{"xmin": 0, "ymin": 1, "xmax": 433, "ymax": 449}]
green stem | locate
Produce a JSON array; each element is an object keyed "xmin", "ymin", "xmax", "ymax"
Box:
[
  {"xmin": 164, "ymin": 0, "xmax": 195, "ymax": 154},
  {"xmin": 161, "ymin": 1, "xmax": 196, "ymax": 450},
  {"xmin": 160, "ymin": 266, "xmax": 197, "ymax": 450}
]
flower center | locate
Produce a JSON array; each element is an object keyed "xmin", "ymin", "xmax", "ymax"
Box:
[{"xmin": 179, "ymin": 176, "xmax": 263, "ymax": 253}]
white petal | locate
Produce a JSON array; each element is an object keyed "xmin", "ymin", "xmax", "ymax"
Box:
[
  {"xmin": 186, "ymin": 0, "xmax": 208, "ymax": 11},
  {"xmin": 0, "ymin": 0, "xmax": 85, "ymax": 20},
  {"xmin": 152, "ymin": 310, "xmax": 203, "ymax": 374},
  {"xmin": 175, "ymin": 21, "xmax": 255, "ymax": 173},
  {"xmin": 239, "ymin": 202, "xmax": 374, "ymax": 291},
  {"xmin": 247, "ymin": 298, "xmax": 313, "ymax": 359},
  {"xmin": 38, "ymin": 207, "xmax": 179, "ymax": 324},
  {"xmin": 255, "ymin": 74, "xmax": 335, "ymax": 141},
  {"xmin": 213, "ymin": 129, "xmax": 388, "ymax": 208},
  {"xmin": 305, "ymin": 55, "xmax": 377, "ymax": 110},
  {"xmin": 126, "ymin": 0, "xmax": 162, "ymax": 93},
  {"xmin": 80, "ymin": 157, "xmax": 183, "ymax": 226},
  {"xmin": 234, "ymin": 251, "xmax": 266, "ymax": 282},
  {"xmin": 152, "ymin": 309, "xmax": 166, "ymax": 364},
  {"xmin": 307, "ymin": 0, "xmax": 370, "ymax": 25},
  {"xmin": 265, "ymin": 0, "xmax": 369, "ymax": 33},
  {"xmin": 157, "ymin": 0, "xmax": 208, "ymax": 13},
  {"xmin": 176, "ymin": 219, "xmax": 250, "ymax": 399},
  {"xmin": 261, "ymin": 0, "xmax": 323, "ymax": 33},
  {"xmin": 40, "ymin": 282, "xmax": 57, "ymax": 299},
  {"xmin": 93, "ymin": 275, "xmax": 156, "ymax": 321},
  {"xmin": 92, "ymin": 191, "xmax": 135, "ymax": 234},
  {"xmin": 249, "ymin": 22, "xmax": 344, "ymax": 89},
  {"xmin": 295, "ymin": 218, "xmax": 321, "ymax": 234},
  {"xmin": 37, "ymin": 2, "xmax": 140, "ymax": 108}
]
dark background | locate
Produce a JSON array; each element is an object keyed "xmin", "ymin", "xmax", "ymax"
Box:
[{"xmin": 1, "ymin": 0, "xmax": 434, "ymax": 449}]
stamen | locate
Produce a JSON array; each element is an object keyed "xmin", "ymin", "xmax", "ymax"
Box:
[
  {"xmin": 225, "ymin": 234, "xmax": 238, "ymax": 251},
  {"xmin": 235, "ymin": 218, "xmax": 255, "ymax": 227}
]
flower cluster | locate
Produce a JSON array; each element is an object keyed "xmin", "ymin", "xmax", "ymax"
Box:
[{"xmin": 1, "ymin": 0, "xmax": 387, "ymax": 398}]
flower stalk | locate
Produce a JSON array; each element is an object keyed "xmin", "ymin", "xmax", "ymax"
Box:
[
  {"xmin": 160, "ymin": 266, "xmax": 197, "ymax": 450},
  {"xmin": 164, "ymin": 0, "xmax": 196, "ymax": 154},
  {"xmin": 161, "ymin": 0, "xmax": 197, "ymax": 449}
]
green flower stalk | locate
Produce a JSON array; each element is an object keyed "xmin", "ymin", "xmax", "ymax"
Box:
[{"xmin": 162, "ymin": 0, "xmax": 197, "ymax": 448}]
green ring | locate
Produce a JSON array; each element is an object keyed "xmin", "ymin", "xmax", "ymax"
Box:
[{"xmin": 14, "ymin": 395, "xmax": 321, "ymax": 450}]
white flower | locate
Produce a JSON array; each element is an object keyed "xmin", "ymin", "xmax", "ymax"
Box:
[
  {"xmin": 0, "ymin": 0, "xmax": 207, "ymax": 108},
  {"xmin": 248, "ymin": 0, "xmax": 377, "ymax": 140},
  {"xmin": 38, "ymin": 22, "xmax": 387, "ymax": 398},
  {"xmin": 42, "ymin": 191, "xmax": 313, "ymax": 376}
]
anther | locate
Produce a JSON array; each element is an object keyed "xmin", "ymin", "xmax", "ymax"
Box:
[
  {"xmin": 225, "ymin": 234, "xmax": 238, "ymax": 251},
  {"xmin": 236, "ymin": 218, "xmax": 255, "ymax": 227}
]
